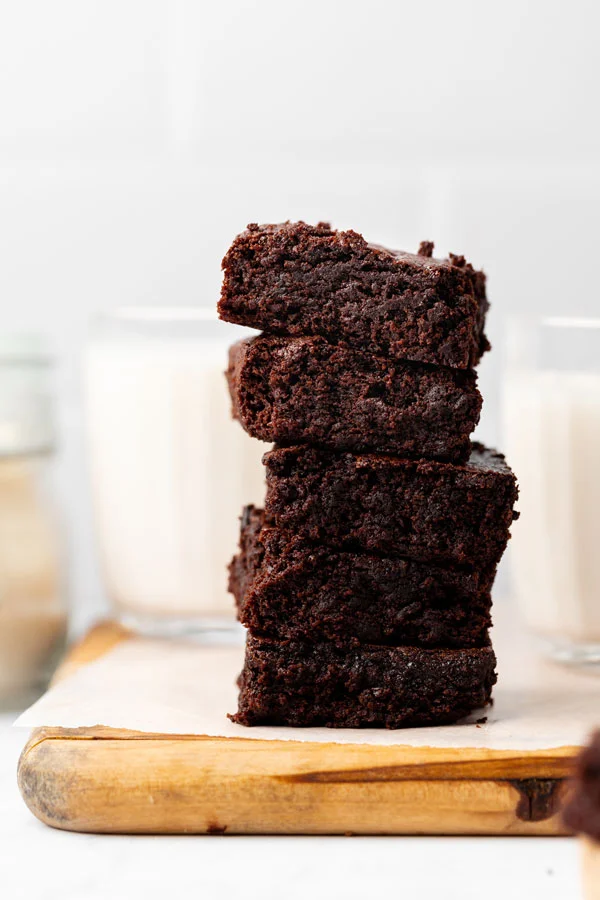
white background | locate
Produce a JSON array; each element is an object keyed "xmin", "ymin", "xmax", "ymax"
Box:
[
  {"xmin": 2, "ymin": 0, "xmax": 600, "ymax": 628},
  {"xmin": 0, "ymin": 3, "xmax": 596, "ymax": 896}
]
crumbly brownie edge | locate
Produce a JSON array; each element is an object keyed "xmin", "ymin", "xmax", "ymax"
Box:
[{"xmin": 227, "ymin": 505, "xmax": 264, "ymax": 603}]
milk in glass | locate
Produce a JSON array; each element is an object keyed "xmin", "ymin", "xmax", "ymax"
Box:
[
  {"xmin": 504, "ymin": 318, "xmax": 600, "ymax": 662},
  {"xmin": 85, "ymin": 309, "xmax": 267, "ymax": 634}
]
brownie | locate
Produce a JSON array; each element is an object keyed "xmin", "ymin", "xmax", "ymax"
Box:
[
  {"xmin": 227, "ymin": 334, "xmax": 482, "ymax": 462},
  {"xmin": 230, "ymin": 506, "xmax": 494, "ymax": 648},
  {"xmin": 563, "ymin": 731, "xmax": 600, "ymax": 841},
  {"xmin": 263, "ymin": 443, "xmax": 518, "ymax": 569},
  {"xmin": 231, "ymin": 635, "xmax": 497, "ymax": 728},
  {"xmin": 219, "ymin": 222, "xmax": 489, "ymax": 369}
]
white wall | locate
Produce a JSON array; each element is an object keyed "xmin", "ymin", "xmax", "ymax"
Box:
[{"xmin": 1, "ymin": 0, "xmax": 599, "ymax": 629}]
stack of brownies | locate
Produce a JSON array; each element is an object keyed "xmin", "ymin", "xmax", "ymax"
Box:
[{"xmin": 219, "ymin": 221, "xmax": 518, "ymax": 729}]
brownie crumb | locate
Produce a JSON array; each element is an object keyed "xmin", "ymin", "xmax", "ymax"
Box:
[
  {"xmin": 449, "ymin": 252, "xmax": 467, "ymax": 268},
  {"xmin": 417, "ymin": 240, "xmax": 434, "ymax": 258}
]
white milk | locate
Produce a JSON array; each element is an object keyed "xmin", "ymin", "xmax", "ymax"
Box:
[
  {"xmin": 504, "ymin": 370, "xmax": 600, "ymax": 644},
  {"xmin": 85, "ymin": 317, "xmax": 268, "ymax": 626}
]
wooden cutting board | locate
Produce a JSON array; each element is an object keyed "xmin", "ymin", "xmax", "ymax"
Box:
[{"xmin": 18, "ymin": 621, "xmax": 578, "ymax": 836}]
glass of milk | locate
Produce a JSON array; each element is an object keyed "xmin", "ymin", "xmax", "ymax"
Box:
[
  {"xmin": 503, "ymin": 317, "xmax": 600, "ymax": 664},
  {"xmin": 84, "ymin": 308, "xmax": 267, "ymax": 638}
]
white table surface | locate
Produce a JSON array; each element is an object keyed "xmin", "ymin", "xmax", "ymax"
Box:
[{"xmin": 0, "ymin": 713, "xmax": 582, "ymax": 900}]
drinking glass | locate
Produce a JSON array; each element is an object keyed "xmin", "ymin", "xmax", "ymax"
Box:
[
  {"xmin": 84, "ymin": 307, "xmax": 266, "ymax": 638},
  {"xmin": 0, "ymin": 335, "xmax": 67, "ymax": 708},
  {"xmin": 503, "ymin": 316, "xmax": 600, "ymax": 664}
]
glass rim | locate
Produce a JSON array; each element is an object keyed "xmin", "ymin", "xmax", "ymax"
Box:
[
  {"xmin": 507, "ymin": 314, "xmax": 600, "ymax": 331},
  {"xmin": 541, "ymin": 316, "xmax": 600, "ymax": 329},
  {"xmin": 0, "ymin": 334, "xmax": 53, "ymax": 366},
  {"xmin": 96, "ymin": 306, "xmax": 218, "ymax": 324}
]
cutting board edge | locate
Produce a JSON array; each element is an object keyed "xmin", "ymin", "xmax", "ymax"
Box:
[{"xmin": 16, "ymin": 620, "xmax": 579, "ymax": 836}]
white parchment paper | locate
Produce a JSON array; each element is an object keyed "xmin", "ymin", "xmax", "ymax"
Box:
[{"xmin": 14, "ymin": 606, "xmax": 600, "ymax": 749}]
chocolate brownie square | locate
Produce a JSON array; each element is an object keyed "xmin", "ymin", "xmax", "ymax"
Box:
[
  {"xmin": 230, "ymin": 506, "xmax": 494, "ymax": 648},
  {"xmin": 563, "ymin": 731, "xmax": 600, "ymax": 841},
  {"xmin": 263, "ymin": 443, "xmax": 518, "ymax": 569},
  {"xmin": 230, "ymin": 635, "xmax": 497, "ymax": 728},
  {"xmin": 219, "ymin": 222, "xmax": 489, "ymax": 369},
  {"xmin": 227, "ymin": 335, "xmax": 482, "ymax": 462}
]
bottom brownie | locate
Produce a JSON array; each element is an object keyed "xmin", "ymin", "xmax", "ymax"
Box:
[
  {"xmin": 230, "ymin": 506, "xmax": 494, "ymax": 648},
  {"xmin": 231, "ymin": 636, "xmax": 497, "ymax": 728}
]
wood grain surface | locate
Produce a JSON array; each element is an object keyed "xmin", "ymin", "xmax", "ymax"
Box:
[{"xmin": 18, "ymin": 622, "xmax": 578, "ymax": 835}]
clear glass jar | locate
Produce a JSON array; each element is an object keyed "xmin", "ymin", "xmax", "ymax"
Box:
[
  {"xmin": 0, "ymin": 336, "xmax": 67, "ymax": 710},
  {"xmin": 84, "ymin": 308, "xmax": 267, "ymax": 638},
  {"xmin": 503, "ymin": 316, "xmax": 600, "ymax": 665}
]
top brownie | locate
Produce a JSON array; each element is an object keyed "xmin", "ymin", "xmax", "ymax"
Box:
[{"xmin": 219, "ymin": 222, "xmax": 489, "ymax": 369}]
